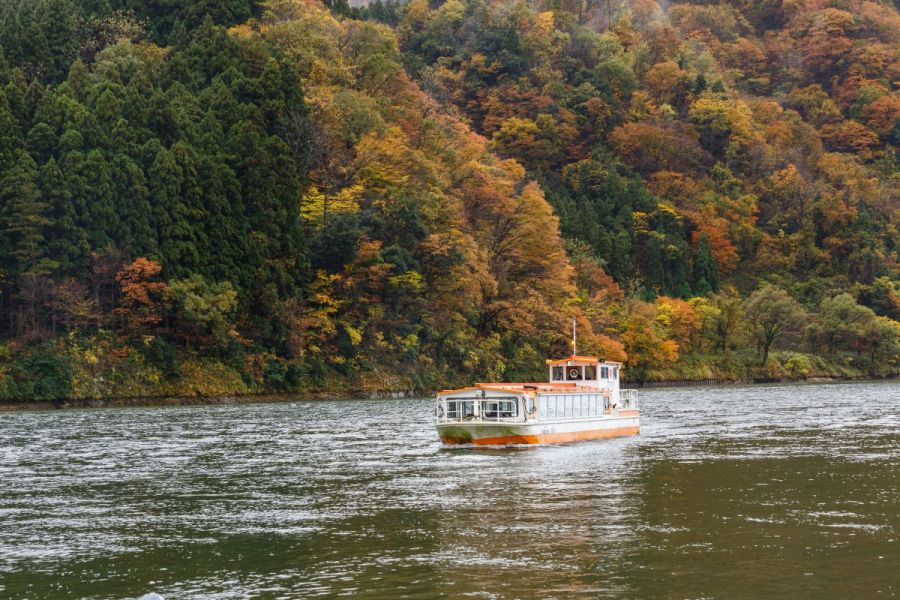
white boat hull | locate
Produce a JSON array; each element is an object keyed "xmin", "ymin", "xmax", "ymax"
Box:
[{"xmin": 437, "ymin": 412, "xmax": 639, "ymax": 445}]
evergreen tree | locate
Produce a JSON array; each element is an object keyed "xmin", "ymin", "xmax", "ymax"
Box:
[
  {"xmin": 81, "ymin": 149, "xmax": 118, "ymax": 248},
  {"xmin": 39, "ymin": 158, "xmax": 88, "ymax": 275},
  {"xmin": 26, "ymin": 122, "xmax": 58, "ymax": 163},
  {"xmin": 110, "ymin": 154, "xmax": 156, "ymax": 258},
  {"xmin": 0, "ymin": 150, "xmax": 57, "ymax": 336},
  {"xmin": 0, "ymin": 151, "xmax": 55, "ymax": 277},
  {"xmin": 148, "ymin": 146, "xmax": 186, "ymax": 268},
  {"xmin": 32, "ymin": 0, "xmax": 78, "ymax": 82},
  {"xmin": 0, "ymin": 89, "xmax": 22, "ymax": 169},
  {"xmin": 693, "ymin": 72, "xmax": 707, "ymax": 93},
  {"xmin": 693, "ymin": 233, "xmax": 719, "ymax": 295}
]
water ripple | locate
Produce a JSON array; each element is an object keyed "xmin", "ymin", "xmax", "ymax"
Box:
[{"xmin": 0, "ymin": 381, "xmax": 897, "ymax": 599}]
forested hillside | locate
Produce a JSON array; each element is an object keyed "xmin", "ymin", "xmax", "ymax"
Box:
[{"xmin": 0, "ymin": 0, "xmax": 897, "ymax": 401}]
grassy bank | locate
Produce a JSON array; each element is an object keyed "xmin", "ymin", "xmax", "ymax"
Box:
[
  {"xmin": 631, "ymin": 350, "xmax": 897, "ymax": 385},
  {"xmin": 1, "ymin": 338, "xmax": 895, "ymax": 411},
  {"xmin": 2, "ymin": 374, "xmax": 894, "ymax": 412},
  {"xmin": 0, "ymin": 336, "xmax": 436, "ymax": 407}
]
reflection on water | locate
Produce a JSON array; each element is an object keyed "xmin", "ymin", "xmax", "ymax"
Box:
[{"xmin": 0, "ymin": 382, "xmax": 897, "ymax": 599}]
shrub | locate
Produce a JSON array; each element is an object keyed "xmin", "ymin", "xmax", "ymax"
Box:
[
  {"xmin": 783, "ymin": 352, "xmax": 812, "ymax": 378},
  {"xmin": 143, "ymin": 336, "xmax": 181, "ymax": 378},
  {"xmin": 5, "ymin": 347, "xmax": 74, "ymax": 401}
]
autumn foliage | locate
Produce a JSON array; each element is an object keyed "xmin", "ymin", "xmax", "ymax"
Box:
[
  {"xmin": 113, "ymin": 258, "xmax": 168, "ymax": 332},
  {"xmin": 0, "ymin": 0, "xmax": 898, "ymax": 400}
]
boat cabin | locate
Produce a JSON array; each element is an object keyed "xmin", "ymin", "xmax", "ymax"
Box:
[{"xmin": 546, "ymin": 355, "xmax": 621, "ymax": 395}]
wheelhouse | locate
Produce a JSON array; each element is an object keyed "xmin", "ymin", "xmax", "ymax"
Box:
[{"xmin": 546, "ymin": 355, "xmax": 622, "ymax": 396}]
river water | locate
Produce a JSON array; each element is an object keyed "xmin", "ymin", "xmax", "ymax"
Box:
[{"xmin": 0, "ymin": 381, "xmax": 897, "ymax": 599}]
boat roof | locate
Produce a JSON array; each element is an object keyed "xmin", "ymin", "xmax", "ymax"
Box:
[
  {"xmin": 545, "ymin": 355, "xmax": 623, "ymax": 366},
  {"xmin": 439, "ymin": 382, "xmax": 611, "ymax": 395}
]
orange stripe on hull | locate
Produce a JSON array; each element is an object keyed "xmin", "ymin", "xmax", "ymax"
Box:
[{"xmin": 442, "ymin": 425, "xmax": 640, "ymax": 446}]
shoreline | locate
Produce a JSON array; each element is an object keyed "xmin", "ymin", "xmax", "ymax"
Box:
[
  {"xmin": 1, "ymin": 375, "xmax": 895, "ymax": 412},
  {"xmin": 0, "ymin": 388, "xmax": 422, "ymax": 412}
]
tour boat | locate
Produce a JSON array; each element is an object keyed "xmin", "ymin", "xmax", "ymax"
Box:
[{"xmin": 435, "ymin": 326, "xmax": 639, "ymax": 445}]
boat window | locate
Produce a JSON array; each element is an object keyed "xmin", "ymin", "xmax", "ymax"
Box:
[
  {"xmin": 581, "ymin": 396, "xmax": 588, "ymax": 416},
  {"xmin": 600, "ymin": 366, "xmax": 609, "ymax": 379},
  {"xmin": 539, "ymin": 399, "xmax": 547, "ymax": 418},
  {"xmin": 447, "ymin": 400, "xmax": 476, "ymax": 419},
  {"xmin": 566, "ymin": 395, "xmax": 574, "ymax": 417},
  {"xmin": 584, "ymin": 365, "xmax": 596, "ymax": 380},
  {"xmin": 590, "ymin": 395, "xmax": 597, "ymax": 415},
  {"xmin": 612, "ymin": 366, "xmax": 618, "ymax": 380},
  {"xmin": 483, "ymin": 400, "xmax": 517, "ymax": 419},
  {"xmin": 552, "ymin": 366, "xmax": 564, "ymax": 381},
  {"xmin": 603, "ymin": 397, "xmax": 610, "ymax": 411},
  {"xmin": 548, "ymin": 397, "xmax": 557, "ymax": 418},
  {"xmin": 501, "ymin": 400, "xmax": 516, "ymax": 418}
]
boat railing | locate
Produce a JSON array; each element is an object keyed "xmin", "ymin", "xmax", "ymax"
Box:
[{"xmin": 619, "ymin": 389, "xmax": 639, "ymax": 410}]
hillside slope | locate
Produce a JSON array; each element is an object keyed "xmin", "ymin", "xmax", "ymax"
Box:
[{"xmin": 0, "ymin": 0, "xmax": 897, "ymax": 401}]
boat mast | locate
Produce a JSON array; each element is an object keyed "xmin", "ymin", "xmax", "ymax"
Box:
[{"xmin": 572, "ymin": 317, "xmax": 577, "ymax": 356}]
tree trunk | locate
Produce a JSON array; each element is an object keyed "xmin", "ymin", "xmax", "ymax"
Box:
[{"xmin": 761, "ymin": 333, "xmax": 775, "ymax": 366}]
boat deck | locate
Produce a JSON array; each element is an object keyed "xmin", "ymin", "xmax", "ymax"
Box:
[{"xmin": 440, "ymin": 382, "xmax": 611, "ymax": 394}]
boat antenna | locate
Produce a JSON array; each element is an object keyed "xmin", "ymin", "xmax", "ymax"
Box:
[{"xmin": 572, "ymin": 317, "xmax": 577, "ymax": 356}]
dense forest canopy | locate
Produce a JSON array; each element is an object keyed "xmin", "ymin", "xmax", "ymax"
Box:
[{"xmin": 0, "ymin": 0, "xmax": 897, "ymax": 400}]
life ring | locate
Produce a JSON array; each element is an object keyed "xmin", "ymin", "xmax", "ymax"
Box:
[{"xmin": 568, "ymin": 367, "xmax": 580, "ymax": 379}]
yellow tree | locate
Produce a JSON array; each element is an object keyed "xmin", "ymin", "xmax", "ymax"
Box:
[
  {"xmin": 654, "ymin": 296, "xmax": 700, "ymax": 353},
  {"xmin": 620, "ymin": 300, "xmax": 678, "ymax": 382},
  {"xmin": 644, "ymin": 60, "xmax": 689, "ymax": 105}
]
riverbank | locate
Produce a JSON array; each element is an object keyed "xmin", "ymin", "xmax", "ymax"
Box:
[
  {"xmin": 2, "ymin": 340, "xmax": 896, "ymax": 411},
  {"xmin": 2, "ymin": 374, "xmax": 895, "ymax": 412},
  {"xmin": 0, "ymin": 387, "xmax": 423, "ymax": 412}
]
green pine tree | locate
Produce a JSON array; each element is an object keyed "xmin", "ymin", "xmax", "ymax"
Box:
[
  {"xmin": 693, "ymin": 232, "xmax": 719, "ymax": 295},
  {"xmin": 1, "ymin": 151, "xmax": 57, "ymax": 277},
  {"xmin": 39, "ymin": 157, "xmax": 88, "ymax": 275}
]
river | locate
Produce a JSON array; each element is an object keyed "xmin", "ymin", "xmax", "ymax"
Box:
[{"xmin": 0, "ymin": 381, "xmax": 897, "ymax": 599}]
